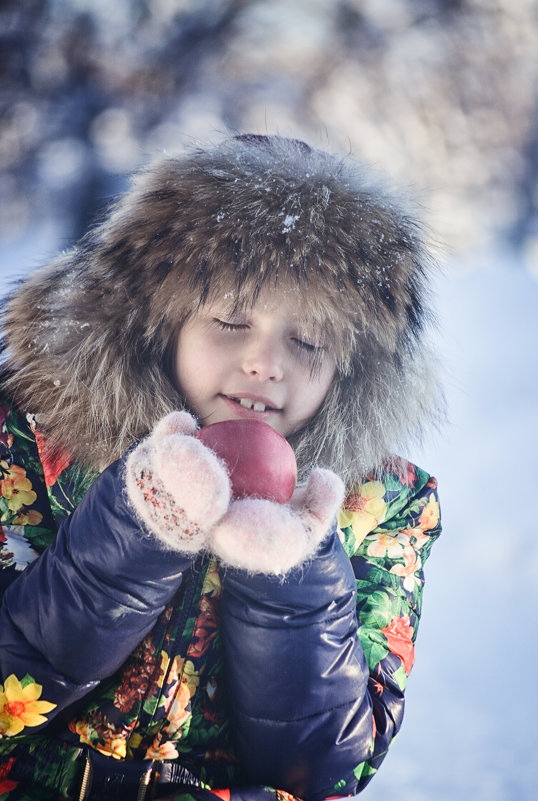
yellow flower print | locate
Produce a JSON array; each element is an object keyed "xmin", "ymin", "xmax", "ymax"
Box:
[
  {"xmin": 14, "ymin": 509, "xmax": 43, "ymax": 526},
  {"xmin": 177, "ymin": 658, "xmax": 200, "ymax": 697},
  {"xmin": 163, "ymin": 683, "xmax": 192, "ymax": 736},
  {"xmin": 145, "ymin": 734, "xmax": 179, "ymax": 760},
  {"xmin": 201, "ymin": 556, "xmax": 222, "ymax": 598},
  {"xmin": 162, "ymin": 658, "xmax": 200, "ymax": 737},
  {"xmin": 338, "ymin": 481, "xmax": 387, "ymax": 548},
  {"xmin": 127, "ymin": 732, "xmax": 143, "ymax": 752},
  {"xmin": 166, "ymin": 656, "xmax": 181, "ymax": 688},
  {"xmin": 418, "ymin": 493, "xmax": 440, "ymax": 532},
  {"xmin": 69, "ymin": 717, "xmax": 93, "ymax": 744},
  {"xmin": 69, "ymin": 714, "xmax": 128, "ymax": 759},
  {"xmin": 0, "ymin": 674, "xmax": 56, "ymax": 736},
  {"xmin": 96, "ymin": 739, "xmax": 127, "ymax": 759},
  {"xmin": 0, "ymin": 463, "xmax": 37, "ymax": 513}
]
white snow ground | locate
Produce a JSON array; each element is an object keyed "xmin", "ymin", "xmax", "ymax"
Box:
[
  {"xmin": 361, "ymin": 246, "xmax": 538, "ymax": 801},
  {"xmin": 1, "ymin": 235, "xmax": 537, "ymax": 800}
]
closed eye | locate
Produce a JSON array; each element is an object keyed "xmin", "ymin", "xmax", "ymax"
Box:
[
  {"xmin": 213, "ymin": 318, "xmax": 248, "ymax": 331},
  {"xmin": 292, "ymin": 337, "xmax": 324, "ymax": 353}
]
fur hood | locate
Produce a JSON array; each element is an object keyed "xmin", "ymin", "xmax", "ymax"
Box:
[{"xmin": 1, "ymin": 135, "xmax": 443, "ymax": 484}]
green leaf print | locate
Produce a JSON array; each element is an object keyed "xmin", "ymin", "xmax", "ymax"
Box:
[
  {"xmin": 353, "ymin": 760, "xmax": 377, "ymax": 781},
  {"xmin": 357, "ymin": 627, "xmax": 388, "ymax": 670},
  {"xmin": 19, "ymin": 673, "xmax": 36, "ymax": 689},
  {"xmin": 15, "ymin": 525, "xmax": 57, "ymax": 552},
  {"xmin": 392, "ymin": 665, "xmax": 408, "ymax": 691},
  {"xmin": 358, "ymin": 590, "xmax": 393, "ymax": 629},
  {"xmin": 356, "ymin": 564, "xmax": 402, "ymax": 593}
]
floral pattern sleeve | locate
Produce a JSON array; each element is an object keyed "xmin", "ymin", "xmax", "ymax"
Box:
[
  {"xmin": 337, "ymin": 458, "xmax": 441, "ymax": 789},
  {"xmin": 0, "ymin": 394, "xmax": 86, "ymax": 742},
  {"xmin": 0, "ymin": 395, "xmax": 94, "ymax": 592},
  {"xmin": 0, "ymin": 399, "xmax": 56, "ymax": 590}
]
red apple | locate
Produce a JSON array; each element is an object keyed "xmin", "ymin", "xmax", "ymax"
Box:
[{"xmin": 196, "ymin": 419, "xmax": 297, "ymax": 503}]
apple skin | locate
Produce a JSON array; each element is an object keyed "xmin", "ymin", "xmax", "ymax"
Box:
[{"xmin": 196, "ymin": 419, "xmax": 297, "ymax": 503}]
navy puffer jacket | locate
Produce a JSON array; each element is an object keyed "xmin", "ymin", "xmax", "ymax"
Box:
[{"xmin": 0, "ymin": 403, "xmax": 440, "ymax": 800}]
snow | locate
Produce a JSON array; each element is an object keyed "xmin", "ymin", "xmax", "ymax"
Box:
[
  {"xmin": 360, "ymin": 245, "xmax": 538, "ymax": 800},
  {"xmin": 281, "ymin": 213, "xmax": 300, "ymax": 233}
]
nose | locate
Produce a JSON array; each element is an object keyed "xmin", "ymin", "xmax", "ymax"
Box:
[{"xmin": 241, "ymin": 337, "xmax": 285, "ymax": 381}]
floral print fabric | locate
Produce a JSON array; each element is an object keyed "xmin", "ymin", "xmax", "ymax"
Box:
[
  {"xmin": 0, "ymin": 398, "xmax": 441, "ymax": 800},
  {"xmin": 0, "ymin": 677, "xmax": 56, "ymax": 738}
]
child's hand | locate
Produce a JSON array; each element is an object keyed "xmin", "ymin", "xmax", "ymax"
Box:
[
  {"xmin": 209, "ymin": 468, "xmax": 345, "ymax": 575},
  {"xmin": 125, "ymin": 411, "xmax": 232, "ymax": 552}
]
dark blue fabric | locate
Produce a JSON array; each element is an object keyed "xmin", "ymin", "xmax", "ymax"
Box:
[
  {"xmin": 0, "ymin": 455, "xmax": 413, "ymax": 799},
  {"xmin": 219, "ymin": 530, "xmax": 372, "ymax": 800},
  {"xmin": 0, "ymin": 458, "xmax": 189, "ymax": 715}
]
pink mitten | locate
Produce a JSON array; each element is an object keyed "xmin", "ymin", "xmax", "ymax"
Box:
[
  {"xmin": 125, "ymin": 411, "xmax": 232, "ymax": 552},
  {"xmin": 209, "ymin": 468, "xmax": 345, "ymax": 575}
]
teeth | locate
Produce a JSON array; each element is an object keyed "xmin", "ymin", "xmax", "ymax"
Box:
[{"xmin": 237, "ymin": 398, "xmax": 267, "ymax": 411}]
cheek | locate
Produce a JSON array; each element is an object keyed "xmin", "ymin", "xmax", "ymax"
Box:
[
  {"xmin": 292, "ymin": 363, "xmax": 336, "ymax": 421},
  {"xmin": 174, "ymin": 331, "xmax": 203, "ymax": 397},
  {"xmin": 174, "ymin": 330, "xmax": 223, "ymax": 400},
  {"xmin": 312, "ymin": 361, "xmax": 337, "ymax": 405}
]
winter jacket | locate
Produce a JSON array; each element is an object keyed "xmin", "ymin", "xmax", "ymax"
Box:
[
  {"xmin": 0, "ymin": 395, "xmax": 441, "ymax": 801},
  {"xmin": 0, "ymin": 135, "xmax": 443, "ymax": 801}
]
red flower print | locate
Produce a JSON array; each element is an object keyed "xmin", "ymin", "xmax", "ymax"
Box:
[
  {"xmin": 0, "ymin": 778, "xmax": 19, "ymax": 793},
  {"xmin": 187, "ymin": 595, "xmax": 219, "ymax": 658},
  {"xmin": 391, "ymin": 457, "xmax": 418, "ymax": 487},
  {"xmin": 33, "ymin": 427, "xmax": 72, "ymax": 487},
  {"xmin": 0, "ymin": 757, "xmax": 16, "ymax": 779},
  {"xmin": 203, "ymin": 707, "xmax": 223, "ymax": 724},
  {"xmin": 381, "ymin": 615, "xmax": 415, "ymax": 675},
  {"xmin": 369, "ymin": 677, "xmax": 383, "ymax": 696},
  {"xmin": 0, "ymin": 405, "xmax": 10, "ymax": 449}
]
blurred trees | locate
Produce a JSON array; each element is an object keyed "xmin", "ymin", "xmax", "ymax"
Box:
[{"xmin": 1, "ymin": 0, "xmax": 537, "ymax": 260}]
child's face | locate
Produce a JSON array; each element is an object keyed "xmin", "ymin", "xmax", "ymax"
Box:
[{"xmin": 174, "ymin": 290, "xmax": 336, "ymax": 438}]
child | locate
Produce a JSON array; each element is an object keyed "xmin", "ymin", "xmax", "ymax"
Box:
[{"xmin": 0, "ymin": 135, "xmax": 443, "ymax": 801}]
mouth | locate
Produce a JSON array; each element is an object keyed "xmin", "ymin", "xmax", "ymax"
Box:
[{"xmin": 220, "ymin": 394, "xmax": 281, "ymax": 413}]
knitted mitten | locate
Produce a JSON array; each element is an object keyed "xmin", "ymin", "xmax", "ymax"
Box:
[
  {"xmin": 210, "ymin": 468, "xmax": 345, "ymax": 575},
  {"xmin": 125, "ymin": 411, "xmax": 232, "ymax": 552}
]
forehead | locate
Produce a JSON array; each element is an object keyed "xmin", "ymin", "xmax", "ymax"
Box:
[{"xmin": 194, "ymin": 279, "xmax": 356, "ymax": 367}]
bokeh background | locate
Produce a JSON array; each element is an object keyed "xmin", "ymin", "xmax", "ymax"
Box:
[{"xmin": 1, "ymin": 2, "xmax": 537, "ymax": 799}]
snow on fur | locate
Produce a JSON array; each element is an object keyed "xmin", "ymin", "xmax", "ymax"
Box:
[{"xmin": 1, "ymin": 135, "xmax": 443, "ymax": 484}]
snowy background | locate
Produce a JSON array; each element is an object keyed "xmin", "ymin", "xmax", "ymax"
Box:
[{"xmin": 1, "ymin": 2, "xmax": 537, "ymax": 799}]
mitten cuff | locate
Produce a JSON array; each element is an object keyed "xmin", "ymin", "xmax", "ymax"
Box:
[
  {"xmin": 124, "ymin": 413, "xmax": 232, "ymax": 553},
  {"xmin": 125, "ymin": 441, "xmax": 207, "ymax": 552}
]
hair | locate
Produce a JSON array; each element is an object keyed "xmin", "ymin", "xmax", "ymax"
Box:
[{"xmin": 1, "ymin": 134, "xmax": 444, "ymax": 485}]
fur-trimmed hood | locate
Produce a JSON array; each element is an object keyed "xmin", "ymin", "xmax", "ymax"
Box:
[{"xmin": 1, "ymin": 135, "xmax": 443, "ymax": 484}]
